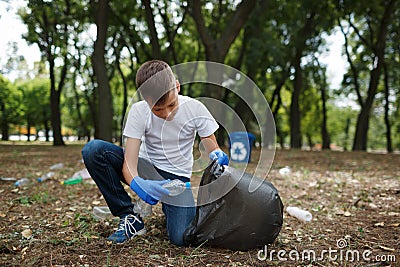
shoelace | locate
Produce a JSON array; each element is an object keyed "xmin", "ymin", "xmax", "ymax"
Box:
[{"xmin": 117, "ymin": 214, "xmax": 142, "ymax": 237}]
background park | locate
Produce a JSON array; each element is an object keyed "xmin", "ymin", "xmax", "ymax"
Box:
[{"xmin": 0, "ymin": 0, "xmax": 399, "ymax": 266}]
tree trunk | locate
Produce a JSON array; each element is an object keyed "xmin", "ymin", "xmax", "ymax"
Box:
[
  {"xmin": 352, "ymin": 0, "xmax": 395, "ymax": 151},
  {"xmin": 1, "ymin": 102, "xmax": 9, "ymax": 141},
  {"xmin": 290, "ymin": 50, "xmax": 302, "ymax": 149},
  {"xmin": 27, "ymin": 115, "xmax": 31, "ymax": 142},
  {"xmin": 92, "ymin": 0, "xmax": 113, "ymax": 142},
  {"xmin": 383, "ymin": 62, "xmax": 393, "ymax": 153},
  {"xmin": 143, "ymin": 0, "xmax": 162, "ymax": 59},
  {"xmin": 48, "ymin": 56, "xmax": 65, "ymax": 146},
  {"xmin": 306, "ymin": 133, "xmax": 313, "ymax": 149},
  {"xmin": 289, "ymin": 12, "xmax": 317, "ymax": 149},
  {"xmin": 43, "ymin": 116, "xmax": 50, "ymax": 142},
  {"xmin": 72, "ymin": 71, "xmax": 90, "ymax": 143},
  {"xmin": 343, "ymin": 118, "xmax": 350, "ymax": 151},
  {"xmin": 268, "ymin": 70, "xmax": 289, "ymax": 150},
  {"xmin": 320, "ymin": 84, "xmax": 330, "ymax": 150},
  {"xmin": 339, "ymin": 20, "xmax": 363, "ymax": 108}
]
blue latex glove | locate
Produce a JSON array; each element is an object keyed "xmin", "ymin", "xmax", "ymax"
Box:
[
  {"xmin": 130, "ymin": 176, "xmax": 170, "ymax": 205},
  {"xmin": 209, "ymin": 149, "xmax": 229, "ymax": 165}
]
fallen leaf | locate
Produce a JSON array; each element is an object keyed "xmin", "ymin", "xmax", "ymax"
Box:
[
  {"xmin": 21, "ymin": 229, "xmax": 32, "ymax": 239},
  {"xmin": 344, "ymin": 211, "xmax": 352, "ymax": 217},
  {"xmin": 374, "ymin": 222, "xmax": 385, "ymax": 227},
  {"xmin": 309, "ymin": 181, "xmax": 317, "ymax": 187},
  {"xmin": 378, "ymin": 245, "xmax": 395, "ymax": 252},
  {"xmin": 149, "ymin": 254, "xmax": 161, "ymax": 260},
  {"xmin": 335, "ymin": 210, "xmax": 345, "ymax": 215},
  {"xmin": 0, "ymin": 213, "xmax": 6, "ymax": 218}
]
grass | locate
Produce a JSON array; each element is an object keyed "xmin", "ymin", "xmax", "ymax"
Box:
[{"xmin": 0, "ymin": 143, "xmax": 399, "ymax": 266}]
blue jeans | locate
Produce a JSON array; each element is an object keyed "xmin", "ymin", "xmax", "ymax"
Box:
[{"xmin": 81, "ymin": 139, "xmax": 196, "ymax": 246}]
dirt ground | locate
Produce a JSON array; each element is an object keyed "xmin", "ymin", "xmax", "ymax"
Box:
[{"xmin": 0, "ymin": 142, "xmax": 399, "ymax": 267}]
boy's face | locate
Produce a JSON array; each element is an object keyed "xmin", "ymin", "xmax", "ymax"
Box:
[{"xmin": 148, "ymin": 81, "xmax": 180, "ymax": 121}]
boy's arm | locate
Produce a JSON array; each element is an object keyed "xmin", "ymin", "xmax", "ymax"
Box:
[
  {"xmin": 200, "ymin": 134, "xmax": 219, "ymax": 154},
  {"xmin": 122, "ymin": 137, "xmax": 141, "ymax": 185},
  {"xmin": 201, "ymin": 134, "xmax": 229, "ymax": 165},
  {"xmin": 123, "ymin": 137, "xmax": 169, "ymax": 204}
]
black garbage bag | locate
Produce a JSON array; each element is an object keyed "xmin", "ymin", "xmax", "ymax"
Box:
[{"xmin": 183, "ymin": 160, "xmax": 284, "ymax": 251}]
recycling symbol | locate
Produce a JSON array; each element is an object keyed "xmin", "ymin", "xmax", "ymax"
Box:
[{"xmin": 230, "ymin": 141, "xmax": 247, "ymax": 161}]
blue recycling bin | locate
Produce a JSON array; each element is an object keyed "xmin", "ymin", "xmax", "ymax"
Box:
[{"xmin": 228, "ymin": 132, "xmax": 256, "ymax": 163}]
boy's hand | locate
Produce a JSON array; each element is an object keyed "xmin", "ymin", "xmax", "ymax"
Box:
[
  {"xmin": 209, "ymin": 149, "xmax": 229, "ymax": 165},
  {"xmin": 130, "ymin": 176, "xmax": 170, "ymax": 205}
]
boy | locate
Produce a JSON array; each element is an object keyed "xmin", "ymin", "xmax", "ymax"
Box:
[{"xmin": 82, "ymin": 60, "xmax": 228, "ymax": 246}]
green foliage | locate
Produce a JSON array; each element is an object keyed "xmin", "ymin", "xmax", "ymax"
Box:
[
  {"xmin": 16, "ymin": 78, "xmax": 51, "ymax": 133},
  {"xmin": 326, "ymin": 105, "xmax": 358, "ymax": 150},
  {"xmin": 0, "ymin": 0, "xmax": 397, "ymax": 151},
  {"xmin": 0, "ymin": 75, "xmax": 24, "ymax": 138},
  {"xmin": 18, "ymin": 191, "xmax": 54, "ymax": 205}
]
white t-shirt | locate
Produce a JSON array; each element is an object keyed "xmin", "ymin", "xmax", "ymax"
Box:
[{"xmin": 123, "ymin": 95, "xmax": 219, "ymax": 178}]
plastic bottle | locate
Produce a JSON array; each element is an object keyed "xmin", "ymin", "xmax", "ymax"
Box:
[
  {"xmin": 92, "ymin": 206, "xmax": 114, "ymax": 220},
  {"xmin": 279, "ymin": 166, "xmax": 291, "ymax": 176},
  {"xmin": 211, "ymin": 162, "xmax": 225, "ymax": 178},
  {"xmin": 162, "ymin": 179, "xmax": 191, "ymax": 196},
  {"xmin": 286, "ymin": 206, "xmax": 312, "ymax": 222},
  {"xmin": 50, "ymin": 163, "xmax": 64, "ymax": 170},
  {"xmin": 61, "ymin": 175, "xmax": 83, "ymax": 185},
  {"xmin": 1, "ymin": 177, "xmax": 17, "ymax": 181},
  {"xmin": 133, "ymin": 199, "xmax": 152, "ymax": 218},
  {"xmin": 37, "ymin": 171, "xmax": 55, "ymax": 182},
  {"xmin": 15, "ymin": 178, "xmax": 30, "ymax": 187}
]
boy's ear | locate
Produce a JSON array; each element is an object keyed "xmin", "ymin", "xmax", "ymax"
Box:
[{"xmin": 176, "ymin": 80, "xmax": 180, "ymax": 93}]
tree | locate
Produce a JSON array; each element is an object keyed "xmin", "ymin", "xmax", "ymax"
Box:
[
  {"xmin": 188, "ymin": 0, "xmax": 257, "ymax": 97},
  {"xmin": 0, "ymin": 75, "xmax": 23, "ymax": 140},
  {"xmin": 188, "ymin": 0, "xmax": 257, "ymax": 144},
  {"xmin": 339, "ymin": 0, "xmax": 397, "ymax": 151},
  {"xmin": 17, "ymin": 79, "xmax": 51, "ymax": 141},
  {"xmin": 92, "ymin": 0, "xmax": 113, "ymax": 142},
  {"xmin": 283, "ymin": 1, "xmax": 337, "ymax": 148},
  {"xmin": 313, "ymin": 57, "xmax": 331, "ymax": 149},
  {"xmin": 20, "ymin": 0, "xmax": 82, "ymax": 145},
  {"xmin": 248, "ymin": 0, "xmax": 337, "ymax": 149}
]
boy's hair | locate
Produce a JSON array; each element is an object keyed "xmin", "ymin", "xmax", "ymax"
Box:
[{"xmin": 136, "ymin": 60, "xmax": 176, "ymax": 106}]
